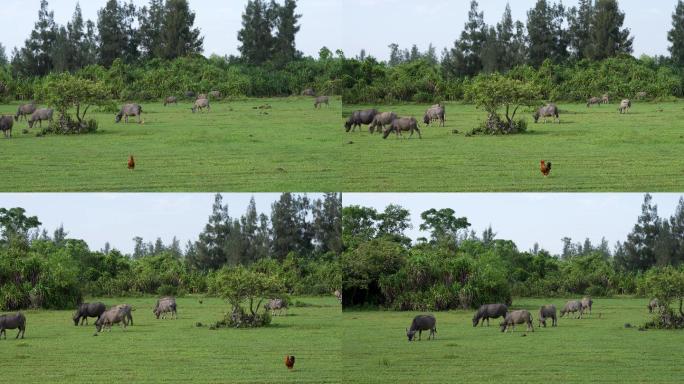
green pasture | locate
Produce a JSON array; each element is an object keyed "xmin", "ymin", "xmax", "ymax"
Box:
[
  {"xmin": 2, "ymin": 296, "xmax": 341, "ymax": 383},
  {"xmin": 342, "ymin": 102, "xmax": 684, "ymax": 191},
  {"xmin": 0, "ymin": 97, "xmax": 341, "ymax": 191},
  {"xmin": 342, "ymin": 297, "xmax": 684, "ymax": 383}
]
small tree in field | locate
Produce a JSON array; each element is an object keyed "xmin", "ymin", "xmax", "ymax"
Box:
[
  {"xmin": 643, "ymin": 267, "xmax": 684, "ymax": 329},
  {"xmin": 465, "ymin": 73, "xmax": 539, "ymax": 135}
]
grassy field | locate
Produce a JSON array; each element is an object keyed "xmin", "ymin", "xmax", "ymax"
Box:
[
  {"xmin": 0, "ymin": 97, "xmax": 341, "ymax": 191},
  {"xmin": 342, "ymin": 102, "xmax": 684, "ymax": 191},
  {"xmin": 343, "ymin": 297, "xmax": 684, "ymax": 384},
  {"xmin": 3, "ymin": 296, "xmax": 341, "ymax": 383}
]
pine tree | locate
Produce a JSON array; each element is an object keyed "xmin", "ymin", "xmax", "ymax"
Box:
[
  {"xmin": 312, "ymin": 193, "xmax": 343, "ymax": 254},
  {"xmin": 12, "ymin": 0, "xmax": 57, "ymax": 76},
  {"xmin": 588, "ymin": 0, "xmax": 633, "ymax": 60},
  {"xmin": 97, "ymin": 0, "xmax": 130, "ymax": 66},
  {"xmin": 190, "ymin": 194, "xmax": 231, "ymax": 270},
  {"xmin": 271, "ymin": 0, "xmax": 301, "ymax": 65},
  {"xmin": 670, "ymin": 197, "xmax": 684, "ymax": 265},
  {"xmin": 161, "ymin": 0, "xmax": 203, "ymax": 59},
  {"xmin": 424, "ymin": 43, "xmax": 438, "ymax": 66},
  {"xmin": 0, "ymin": 43, "xmax": 7, "ymax": 66},
  {"xmin": 567, "ymin": 0, "xmax": 594, "ymax": 59},
  {"xmin": 621, "ymin": 194, "xmax": 660, "ymax": 271},
  {"xmin": 237, "ymin": 0, "xmax": 275, "ymax": 65},
  {"xmin": 409, "ymin": 45, "xmax": 421, "ymax": 62},
  {"xmin": 495, "ymin": 4, "xmax": 515, "ymax": 71},
  {"xmin": 52, "ymin": 26, "xmax": 71, "ymax": 73},
  {"xmin": 526, "ymin": 0, "xmax": 568, "ymax": 66},
  {"xmin": 66, "ymin": 3, "xmax": 86, "ymax": 70},
  {"xmin": 480, "ymin": 26, "xmax": 500, "ymax": 73},
  {"xmin": 138, "ymin": 0, "xmax": 166, "ymax": 59},
  {"xmin": 271, "ymin": 193, "xmax": 313, "ymax": 261},
  {"xmin": 668, "ymin": 0, "xmax": 684, "ymax": 66},
  {"xmin": 388, "ymin": 43, "xmax": 402, "ymax": 66},
  {"xmin": 456, "ymin": 0, "xmax": 487, "ymax": 77}
]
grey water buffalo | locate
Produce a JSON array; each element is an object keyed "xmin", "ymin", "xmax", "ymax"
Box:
[
  {"xmin": 369, "ymin": 112, "xmax": 397, "ymax": 134},
  {"xmin": 154, "ymin": 297, "xmax": 177, "ymax": 319},
  {"xmin": 472, "ymin": 304, "xmax": 508, "ymax": 327},
  {"xmin": 113, "ymin": 304, "xmax": 133, "ymax": 325},
  {"xmin": 636, "ymin": 91, "xmax": 648, "ymax": 100},
  {"xmin": 533, "ymin": 104, "xmax": 560, "ymax": 124},
  {"xmin": 345, "ymin": 109, "xmax": 378, "ymax": 132},
  {"xmin": 164, "ymin": 96, "xmax": 178, "ymax": 106},
  {"xmin": 587, "ymin": 97, "xmax": 601, "ymax": 107},
  {"xmin": 94, "ymin": 307, "xmax": 128, "ymax": 334},
  {"xmin": 560, "ymin": 300, "xmax": 583, "ymax": 319},
  {"xmin": 0, "ymin": 312, "xmax": 26, "ymax": 339},
  {"xmin": 264, "ymin": 298, "xmax": 288, "ymax": 316},
  {"xmin": 500, "ymin": 310, "xmax": 534, "ymax": 333},
  {"xmin": 334, "ymin": 290, "xmax": 342, "ymax": 303},
  {"xmin": 648, "ymin": 298, "xmax": 660, "ymax": 313},
  {"xmin": 602, "ymin": 94, "xmax": 610, "ymax": 104},
  {"xmin": 314, "ymin": 96, "xmax": 329, "ymax": 109},
  {"xmin": 115, "ymin": 104, "xmax": 143, "ymax": 124},
  {"xmin": 28, "ymin": 108, "xmax": 54, "ymax": 128},
  {"xmin": 301, "ymin": 88, "xmax": 316, "ymax": 97},
  {"xmin": 423, "ymin": 105, "xmax": 445, "ymax": 127},
  {"xmin": 15, "ymin": 103, "xmax": 37, "ymax": 122},
  {"xmin": 581, "ymin": 297, "xmax": 593, "ymax": 315},
  {"xmin": 191, "ymin": 98, "xmax": 210, "ymax": 113},
  {"xmin": 0, "ymin": 116, "xmax": 13, "ymax": 138},
  {"xmin": 406, "ymin": 314, "xmax": 436, "ymax": 341},
  {"xmin": 73, "ymin": 302, "xmax": 106, "ymax": 326},
  {"xmin": 209, "ymin": 91, "xmax": 222, "ymax": 99},
  {"xmin": 619, "ymin": 99, "xmax": 631, "ymax": 114},
  {"xmin": 382, "ymin": 117, "xmax": 421, "ymax": 139},
  {"xmin": 197, "ymin": 93, "xmax": 208, "ymax": 100},
  {"xmin": 539, "ymin": 304, "xmax": 557, "ymax": 327}
]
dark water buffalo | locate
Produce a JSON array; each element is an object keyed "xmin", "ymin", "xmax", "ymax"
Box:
[
  {"xmin": 209, "ymin": 91, "xmax": 222, "ymax": 99},
  {"xmin": 73, "ymin": 302, "xmax": 106, "ymax": 326},
  {"xmin": 154, "ymin": 297, "xmax": 177, "ymax": 319},
  {"xmin": 113, "ymin": 304, "xmax": 133, "ymax": 325},
  {"xmin": 533, "ymin": 104, "xmax": 560, "ymax": 124},
  {"xmin": 28, "ymin": 108, "xmax": 54, "ymax": 128},
  {"xmin": 648, "ymin": 298, "xmax": 660, "ymax": 313},
  {"xmin": 581, "ymin": 297, "xmax": 593, "ymax": 315},
  {"xmin": 164, "ymin": 96, "xmax": 178, "ymax": 106},
  {"xmin": 314, "ymin": 96, "xmax": 329, "ymax": 109},
  {"xmin": 619, "ymin": 99, "xmax": 631, "ymax": 114},
  {"xmin": 0, "ymin": 116, "xmax": 13, "ymax": 138},
  {"xmin": 345, "ymin": 109, "xmax": 378, "ymax": 132},
  {"xmin": 539, "ymin": 304, "xmax": 557, "ymax": 327},
  {"xmin": 94, "ymin": 307, "xmax": 128, "ymax": 334},
  {"xmin": 423, "ymin": 105, "xmax": 445, "ymax": 127},
  {"xmin": 15, "ymin": 103, "xmax": 37, "ymax": 122},
  {"xmin": 264, "ymin": 298, "xmax": 288, "ymax": 316},
  {"xmin": 587, "ymin": 97, "xmax": 601, "ymax": 107},
  {"xmin": 560, "ymin": 300, "xmax": 583, "ymax": 319},
  {"xmin": 0, "ymin": 312, "xmax": 26, "ymax": 339},
  {"xmin": 185, "ymin": 91, "xmax": 195, "ymax": 99},
  {"xmin": 191, "ymin": 98, "xmax": 210, "ymax": 113},
  {"xmin": 406, "ymin": 314, "xmax": 436, "ymax": 341},
  {"xmin": 301, "ymin": 88, "xmax": 316, "ymax": 97},
  {"xmin": 369, "ymin": 112, "xmax": 397, "ymax": 134},
  {"xmin": 115, "ymin": 104, "xmax": 143, "ymax": 124},
  {"xmin": 472, "ymin": 304, "xmax": 508, "ymax": 327},
  {"xmin": 382, "ymin": 117, "xmax": 421, "ymax": 139},
  {"xmin": 500, "ymin": 310, "xmax": 534, "ymax": 333}
]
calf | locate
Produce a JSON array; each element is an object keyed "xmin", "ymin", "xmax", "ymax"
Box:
[
  {"xmin": 0, "ymin": 312, "xmax": 26, "ymax": 339},
  {"xmin": 406, "ymin": 314, "xmax": 436, "ymax": 341}
]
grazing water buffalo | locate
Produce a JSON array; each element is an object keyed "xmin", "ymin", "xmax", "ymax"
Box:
[
  {"xmin": 15, "ymin": 103, "xmax": 37, "ymax": 122},
  {"xmin": 113, "ymin": 304, "xmax": 133, "ymax": 326},
  {"xmin": 191, "ymin": 98, "xmax": 210, "ymax": 113},
  {"xmin": 94, "ymin": 307, "xmax": 128, "ymax": 334},
  {"xmin": 154, "ymin": 297, "xmax": 177, "ymax": 319},
  {"xmin": 197, "ymin": 93, "xmax": 208, "ymax": 100},
  {"xmin": 301, "ymin": 88, "xmax": 316, "ymax": 97},
  {"xmin": 382, "ymin": 117, "xmax": 421, "ymax": 139},
  {"xmin": 472, "ymin": 304, "xmax": 508, "ymax": 327},
  {"xmin": 587, "ymin": 97, "xmax": 601, "ymax": 107},
  {"xmin": 560, "ymin": 300, "xmax": 583, "ymax": 319},
  {"xmin": 115, "ymin": 104, "xmax": 143, "ymax": 124},
  {"xmin": 345, "ymin": 109, "xmax": 378, "ymax": 132},
  {"xmin": 533, "ymin": 104, "xmax": 560, "ymax": 124},
  {"xmin": 164, "ymin": 96, "xmax": 178, "ymax": 106},
  {"xmin": 406, "ymin": 314, "xmax": 436, "ymax": 341},
  {"xmin": 423, "ymin": 105, "xmax": 445, "ymax": 127},
  {"xmin": 264, "ymin": 299, "xmax": 288, "ymax": 316},
  {"xmin": 636, "ymin": 91, "xmax": 648, "ymax": 100},
  {"xmin": 334, "ymin": 290, "xmax": 342, "ymax": 303},
  {"xmin": 0, "ymin": 116, "xmax": 13, "ymax": 138},
  {"xmin": 539, "ymin": 304, "xmax": 557, "ymax": 327},
  {"xmin": 369, "ymin": 112, "xmax": 397, "ymax": 134},
  {"xmin": 0, "ymin": 312, "xmax": 26, "ymax": 339},
  {"xmin": 602, "ymin": 94, "xmax": 610, "ymax": 104},
  {"xmin": 185, "ymin": 91, "xmax": 196, "ymax": 99},
  {"xmin": 500, "ymin": 310, "xmax": 534, "ymax": 333},
  {"xmin": 618, "ymin": 99, "xmax": 631, "ymax": 114},
  {"xmin": 73, "ymin": 302, "xmax": 106, "ymax": 326},
  {"xmin": 209, "ymin": 91, "xmax": 222, "ymax": 99},
  {"xmin": 28, "ymin": 108, "xmax": 53, "ymax": 128},
  {"xmin": 314, "ymin": 96, "xmax": 329, "ymax": 109},
  {"xmin": 581, "ymin": 297, "xmax": 593, "ymax": 315},
  {"xmin": 648, "ymin": 298, "xmax": 660, "ymax": 313}
]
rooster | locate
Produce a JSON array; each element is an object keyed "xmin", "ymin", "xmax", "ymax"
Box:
[
  {"xmin": 127, "ymin": 155, "xmax": 135, "ymax": 171},
  {"xmin": 284, "ymin": 355, "xmax": 295, "ymax": 370},
  {"xmin": 540, "ymin": 160, "xmax": 551, "ymax": 177}
]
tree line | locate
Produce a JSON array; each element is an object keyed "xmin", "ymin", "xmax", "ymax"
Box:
[
  {"xmin": 0, "ymin": 193, "xmax": 341, "ymax": 311},
  {"xmin": 342, "ymin": 194, "xmax": 684, "ymax": 310}
]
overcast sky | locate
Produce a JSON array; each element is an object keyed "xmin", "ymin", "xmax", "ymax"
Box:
[
  {"xmin": 0, "ymin": 193, "xmax": 326, "ymax": 254},
  {"xmin": 343, "ymin": 193, "xmax": 684, "ymax": 255},
  {"xmin": 342, "ymin": 0, "xmax": 676, "ymax": 61},
  {"xmin": 0, "ymin": 0, "xmax": 341, "ymax": 58}
]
